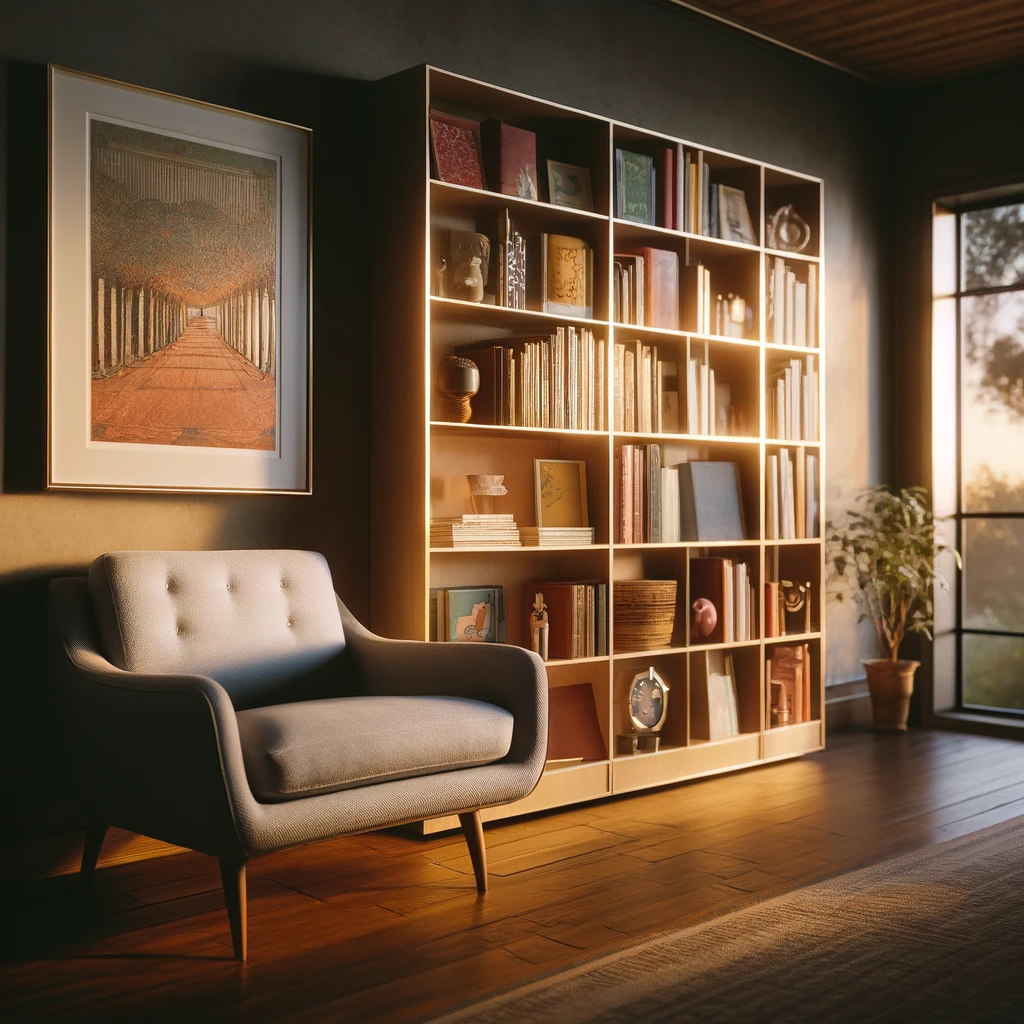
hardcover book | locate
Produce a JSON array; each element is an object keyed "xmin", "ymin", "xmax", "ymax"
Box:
[
  {"xmin": 431, "ymin": 585, "xmax": 505, "ymax": 643},
  {"xmin": 547, "ymin": 682, "xmax": 607, "ymax": 763},
  {"xmin": 481, "ymin": 119, "xmax": 538, "ymax": 200},
  {"xmin": 615, "ymin": 148, "xmax": 654, "ymax": 224},
  {"xmin": 541, "ymin": 233, "xmax": 593, "ymax": 317},
  {"xmin": 429, "ymin": 111, "xmax": 484, "ymax": 190},
  {"xmin": 678, "ymin": 462, "xmax": 746, "ymax": 541},
  {"xmin": 628, "ymin": 247, "xmax": 679, "ymax": 330}
]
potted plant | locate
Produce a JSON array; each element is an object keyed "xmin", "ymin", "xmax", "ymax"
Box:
[{"xmin": 826, "ymin": 486, "xmax": 958, "ymax": 731}]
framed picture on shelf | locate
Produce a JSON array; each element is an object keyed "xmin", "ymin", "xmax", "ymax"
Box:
[
  {"xmin": 48, "ymin": 66, "xmax": 311, "ymax": 493},
  {"xmin": 546, "ymin": 160, "xmax": 594, "ymax": 212},
  {"xmin": 717, "ymin": 184, "xmax": 757, "ymax": 245},
  {"xmin": 429, "ymin": 110, "xmax": 484, "ymax": 190},
  {"xmin": 534, "ymin": 459, "xmax": 588, "ymax": 528}
]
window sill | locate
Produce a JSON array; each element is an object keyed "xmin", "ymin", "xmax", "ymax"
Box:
[{"xmin": 929, "ymin": 709, "xmax": 1024, "ymax": 741}]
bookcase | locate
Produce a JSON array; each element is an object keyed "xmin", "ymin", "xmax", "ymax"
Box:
[{"xmin": 371, "ymin": 66, "xmax": 825, "ymax": 834}]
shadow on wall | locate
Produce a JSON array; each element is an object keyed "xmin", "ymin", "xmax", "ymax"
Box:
[{"xmin": 1, "ymin": 59, "xmax": 374, "ymax": 876}]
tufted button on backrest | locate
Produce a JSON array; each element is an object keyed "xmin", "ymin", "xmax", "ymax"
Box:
[{"xmin": 88, "ymin": 550, "xmax": 347, "ymax": 709}]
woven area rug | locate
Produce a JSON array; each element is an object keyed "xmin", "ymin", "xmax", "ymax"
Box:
[{"xmin": 424, "ymin": 816, "xmax": 1024, "ymax": 1023}]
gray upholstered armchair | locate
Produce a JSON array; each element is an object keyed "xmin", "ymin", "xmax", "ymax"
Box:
[{"xmin": 48, "ymin": 550, "xmax": 547, "ymax": 960}]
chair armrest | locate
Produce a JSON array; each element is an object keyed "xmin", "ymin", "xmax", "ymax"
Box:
[
  {"xmin": 48, "ymin": 578, "xmax": 249, "ymax": 858},
  {"xmin": 339, "ymin": 601, "xmax": 548, "ymax": 771}
]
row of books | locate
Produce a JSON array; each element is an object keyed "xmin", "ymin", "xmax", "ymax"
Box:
[
  {"xmin": 432, "ymin": 516, "xmax": 596, "ymax": 549},
  {"xmin": 768, "ymin": 258, "xmax": 817, "ymax": 348},
  {"xmin": 690, "ymin": 556, "xmax": 757, "ymax": 643},
  {"xmin": 613, "ymin": 341, "xmax": 678, "ymax": 434},
  {"xmin": 766, "ymin": 644, "xmax": 813, "ymax": 727},
  {"xmin": 526, "ymin": 581, "xmax": 608, "ymax": 659},
  {"xmin": 612, "ymin": 247, "xmax": 715, "ymax": 335},
  {"xmin": 766, "ymin": 448, "xmax": 820, "ymax": 540},
  {"xmin": 614, "ymin": 146, "xmax": 755, "ymax": 241},
  {"xmin": 457, "ymin": 326, "xmax": 605, "ymax": 430},
  {"xmin": 768, "ymin": 355, "xmax": 819, "ymax": 441},
  {"xmin": 616, "ymin": 450, "xmax": 747, "ymax": 544}
]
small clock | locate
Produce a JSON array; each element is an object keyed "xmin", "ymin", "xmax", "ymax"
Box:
[{"xmin": 627, "ymin": 666, "xmax": 670, "ymax": 733}]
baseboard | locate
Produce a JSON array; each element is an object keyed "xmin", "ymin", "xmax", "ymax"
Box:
[{"xmin": 825, "ymin": 678, "xmax": 872, "ymax": 732}]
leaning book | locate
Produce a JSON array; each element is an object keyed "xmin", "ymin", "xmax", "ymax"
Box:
[{"xmin": 430, "ymin": 586, "xmax": 506, "ymax": 643}]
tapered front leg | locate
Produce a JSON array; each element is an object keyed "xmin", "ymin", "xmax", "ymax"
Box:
[
  {"xmin": 459, "ymin": 810, "xmax": 488, "ymax": 893},
  {"xmin": 218, "ymin": 858, "xmax": 248, "ymax": 961}
]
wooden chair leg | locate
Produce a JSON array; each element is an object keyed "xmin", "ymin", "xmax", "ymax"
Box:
[
  {"xmin": 458, "ymin": 810, "xmax": 488, "ymax": 893},
  {"xmin": 80, "ymin": 821, "xmax": 108, "ymax": 896},
  {"xmin": 218, "ymin": 858, "xmax": 248, "ymax": 961}
]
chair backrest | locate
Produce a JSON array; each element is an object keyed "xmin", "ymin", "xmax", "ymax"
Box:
[{"xmin": 88, "ymin": 550, "xmax": 346, "ymax": 709}]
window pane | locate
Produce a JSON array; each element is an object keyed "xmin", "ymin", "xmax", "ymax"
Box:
[
  {"xmin": 963, "ymin": 519, "xmax": 1024, "ymax": 632},
  {"xmin": 961, "ymin": 201, "xmax": 1024, "ymax": 291},
  {"xmin": 963, "ymin": 634, "xmax": 1024, "ymax": 711},
  {"xmin": 933, "ymin": 205, "xmax": 956, "ymax": 297},
  {"xmin": 961, "ymin": 291, "xmax": 1024, "ymax": 511},
  {"xmin": 932, "ymin": 297, "xmax": 957, "ymax": 516}
]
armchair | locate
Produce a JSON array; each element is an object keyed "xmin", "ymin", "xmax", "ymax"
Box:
[{"xmin": 48, "ymin": 550, "xmax": 547, "ymax": 960}]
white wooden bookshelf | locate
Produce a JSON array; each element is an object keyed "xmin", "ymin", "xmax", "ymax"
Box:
[{"xmin": 372, "ymin": 66, "xmax": 825, "ymax": 834}]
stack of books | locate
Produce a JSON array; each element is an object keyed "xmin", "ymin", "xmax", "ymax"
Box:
[
  {"xmin": 765, "ymin": 448, "xmax": 819, "ymax": 540},
  {"xmin": 768, "ymin": 258, "xmax": 817, "ymax": 348},
  {"xmin": 616, "ymin": 444, "xmax": 663, "ymax": 543},
  {"xmin": 430, "ymin": 514, "xmax": 521, "ymax": 548},
  {"xmin": 690, "ymin": 556, "xmax": 757, "ymax": 644},
  {"xmin": 457, "ymin": 326, "xmax": 605, "ymax": 430},
  {"xmin": 768, "ymin": 355, "xmax": 819, "ymax": 441},
  {"xmin": 520, "ymin": 527, "xmax": 595, "ymax": 547},
  {"xmin": 613, "ymin": 340, "xmax": 679, "ymax": 434},
  {"xmin": 524, "ymin": 581, "xmax": 608, "ymax": 659}
]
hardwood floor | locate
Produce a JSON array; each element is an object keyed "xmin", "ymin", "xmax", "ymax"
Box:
[{"xmin": 3, "ymin": 730, "xmax": 1024, "ymax": 1022}]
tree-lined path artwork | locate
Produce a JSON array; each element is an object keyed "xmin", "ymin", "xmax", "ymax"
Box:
[{"xmin": 89, "ymin": 118, "xmax": 278, "ymax": 450}]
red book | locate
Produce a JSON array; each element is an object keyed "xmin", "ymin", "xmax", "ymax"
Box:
[
  {"xmin": 481, "ymin": 119, "xmax": 538, "ymax": 200},
  {"xmin": 547, "ymin": 682, "xmax": 607, "ymax": 762},
  {"xmin": 661, "ymin": 147, "xmax": 674, "ymax": 230},
  {"xmin": 429, "ymin": 111, "xmax": 484, "ymax": 189}
]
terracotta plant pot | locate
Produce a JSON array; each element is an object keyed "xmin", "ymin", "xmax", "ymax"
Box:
[{"xmin": 863, "ymin": 659, "xmax": 920, "ymax": 732}]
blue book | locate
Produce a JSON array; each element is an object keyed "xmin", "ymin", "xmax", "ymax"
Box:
[{"xmin": 678, "ymin": 462, "xmax": 746, "ymax": 541}]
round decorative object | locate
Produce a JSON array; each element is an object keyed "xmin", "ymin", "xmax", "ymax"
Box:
[
  {"xmin": 437, "ymin": 355, "xmax": 480, "ymax": 423},
  {"xmin": 766, "ymin": 204, "xmax": 811, "ymax": 253},
  {"xmin": 691, "ymin": 597, "xmax": 718, "ymax": 641},
  {"xmin": 627, "ymin": 666, "xmax": 670, "ymax": 732}
]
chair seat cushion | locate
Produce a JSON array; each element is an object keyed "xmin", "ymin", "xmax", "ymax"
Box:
[{"xmin": 236, "ymin": 695, "xmax": 515, "ymax": 802}]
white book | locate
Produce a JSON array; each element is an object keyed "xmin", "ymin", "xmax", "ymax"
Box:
[
  {"xmin": 786, "ymin": 270, "xmax": 796, "ymax": 346},
  {"xmin": 661, "ymin": 466, "xmax": 680, "ymax": 543},
  {"xmin": 700, "ymin": 361, "xmax": 709, "ymax": 434},
  {"xmin": 775, "ymin": 379, "xmax": 785, "ymax": 439},
  {"xmin": 794, "ymin": 281, "xmax": 807, "ymax": 348},
  {"xmin": 773, "ymin": 258, "xmax": 786, "ymax": 345},
  {"xmin": 597, "ymin": 339, "xmax": 606, "ymax": 431},
  {"xmin": 806, "ymin": 453, "xmax": 818, "ymax": 537},
  {"xmin": 687, "ymin": 358, "xmax": 698, "ymax": 434},
  {"xmin": 613, "ymin": 344, "xmax": 624, "ymax": 432},
  {"xmin": 675, "ymin": 143, "xmax": 685, "ymax": 233},
  {"xmin": 708, "ymin": 367, "xmax": 716, "ymax": 436},
  {"xmin": 807, "ymin": 264, "xmax": 818, "ymax": 349},
  {"xmin": 767, "ymin": 454, "xmax": 779, "ymax": 540}
]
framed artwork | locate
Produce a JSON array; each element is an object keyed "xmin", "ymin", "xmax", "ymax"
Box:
[
  {"xmin": 546, "ymin": 160, "xmax": 593, "ymax": 212},
  {"xmin": 717, "ymin": 185, "xmax": 757, "ymax": 246},
  {"xmin": 534, "ymin": 459, "xmax": 588, "ymax": 528},
  {"xmin": 48, "ymin": 66, "xmax": 311, "ymax": 493},
  {"xmin": 429, "ymin": 110, "xmax": 484, "ymax": 190}
]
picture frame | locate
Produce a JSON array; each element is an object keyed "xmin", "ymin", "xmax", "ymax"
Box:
[
  {"xmin": 534, "ymin": 459, "xmax": 589, "ymax": 528},
  {"xmin": 717, "ymin": 184, "xmax": 757, "ymax": 246},
  {"xmin": 546, "ymin": 160, "xmax": 593, "ymax": 212},
  {"xmin": 49, "ymin": 66, "xmax": 311, "ymax": 493},
  {"xmin": 429, "ymin": 110, "xmax": 484, "ymax": 190}
]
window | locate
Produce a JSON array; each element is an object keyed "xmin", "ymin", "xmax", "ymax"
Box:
[{"xmin": 933, "ymin": 196, "xmax": 1024, "ymax": 714}]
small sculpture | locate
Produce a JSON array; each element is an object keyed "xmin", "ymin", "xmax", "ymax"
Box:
[
  {"xmin": 437, "ymin": 355, "xmax": 480, "ymax": 423},
  {"xmin": 766, "ymin": 204, "xmax": 811, "ymax": 253},
  {"xmin": 691, "ymin": 597, "xmax": 718, "ymax": 641},
  {"xmin": 452, "ymin": 256, "xmax": 484, "ymax": 303},
  {"xmin": 529, "ymin": 591, "xmax": 549, "ymax": 661}
]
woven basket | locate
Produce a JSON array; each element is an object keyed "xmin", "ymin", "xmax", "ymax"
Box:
[{"xmin": 613, "ymin": 580, "xmax": 678, "ymax": 652}]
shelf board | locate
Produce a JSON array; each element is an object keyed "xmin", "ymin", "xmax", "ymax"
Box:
[
  {"xmin": 430, "ymin": 544, "xmax": 610, "ymax": 554},
  {"xmin": 612, "ymin": 218, "xmax": 761, "ymax": 256},
  {"xmin": 614, "ymin": 430, "xmax": 759, "ymax": 445},
  {"xmin": 431, "ymin": 295, "xmax": 609, "ymax": 329},
  {"xmin": 764, "ymin": 632, "xmax": 821, "ymax": 644},
  {"xmin": 544, "ymin": 655, "xmax": 611, "ymax": 668},
  {"xmin": 431, "ymin": 179, "xmax": 609, "ymax": 222},
  {"xmin": 688, "ymin": 731, "xmax": 761, "ymax": 747},
  {"xmin": 766, "ymin": 538, "xmax": 822, "ymax": 546},
  {"xmin": 612, "ymin": 645, "xmax": 688, "ymax": 661},
  {"xmin": 765, "ymin": 438, "xmax": 821, "ymax": 447},
  {"xmin": 429, "ymin": 420, "xmax": 609, "ymax": 440},
  {"xmin": 613, "ymin": 539, "xmax": 760, "ymax": 550},
  {"xmin": 612, "ymin": 322, "xmax": 760, "ymax": 348},
  {"xmin": 765, "ymin": 247, "xmax": 820, "ymax": 264},
  {"xmin": 688, "ymin": 638, "xmax": 763, "ymax": 652},
  {"xmin": 765, "ymin": 341, "xmax": 821, "ymax": 355}
]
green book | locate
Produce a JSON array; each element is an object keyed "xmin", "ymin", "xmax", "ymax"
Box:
[{"xmin": 616, "ymin": 148, "xmax": 655, "ymax": 225}]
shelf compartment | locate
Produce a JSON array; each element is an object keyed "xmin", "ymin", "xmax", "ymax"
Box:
[
  {"xmin": 764, "ymin": 168, "xmax": 821, "ymax": 259},
  {"xmin": 432, "ymin": 295, "xmax": 608, "ymax": 330},
  {"xmin": 613, "ymin": 653, "xmax": 688, "ymax": 751},
  {"xmin": 765, "ymin": 543, "xmax": 822, "ymax": 636},
  {"xmin": 548, "ymin": 662, "xmax": 613, "ymax": 764},
  {"xmin": 430, "ymin": 544, "xmax": 610, "ymax": 554},
  {"xmin": 764, "ymin": 637, "xmax": 822, "ymax": 730},
  {"xmin": 612, "ymin": 733, "xmax": 761, "ymax": 794},
  {"xmin": 689, "ymin": 645, "xmax": 762, "ymax": 742},
  {"xmin": 431, "ymin": 179, "xmax": 609, "ymax": 223},
  {"xmin": 612, "ymin": 548, "xmax": 688, "ymax": 653},
  {"xmin": 431, "ymin": 421, "xmax": 609, "ymax": 440}
]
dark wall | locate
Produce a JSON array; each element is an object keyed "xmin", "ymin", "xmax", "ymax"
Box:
[{"xmin": 1, "ymin": 0, "xmax": 889, "ymax": 873}]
